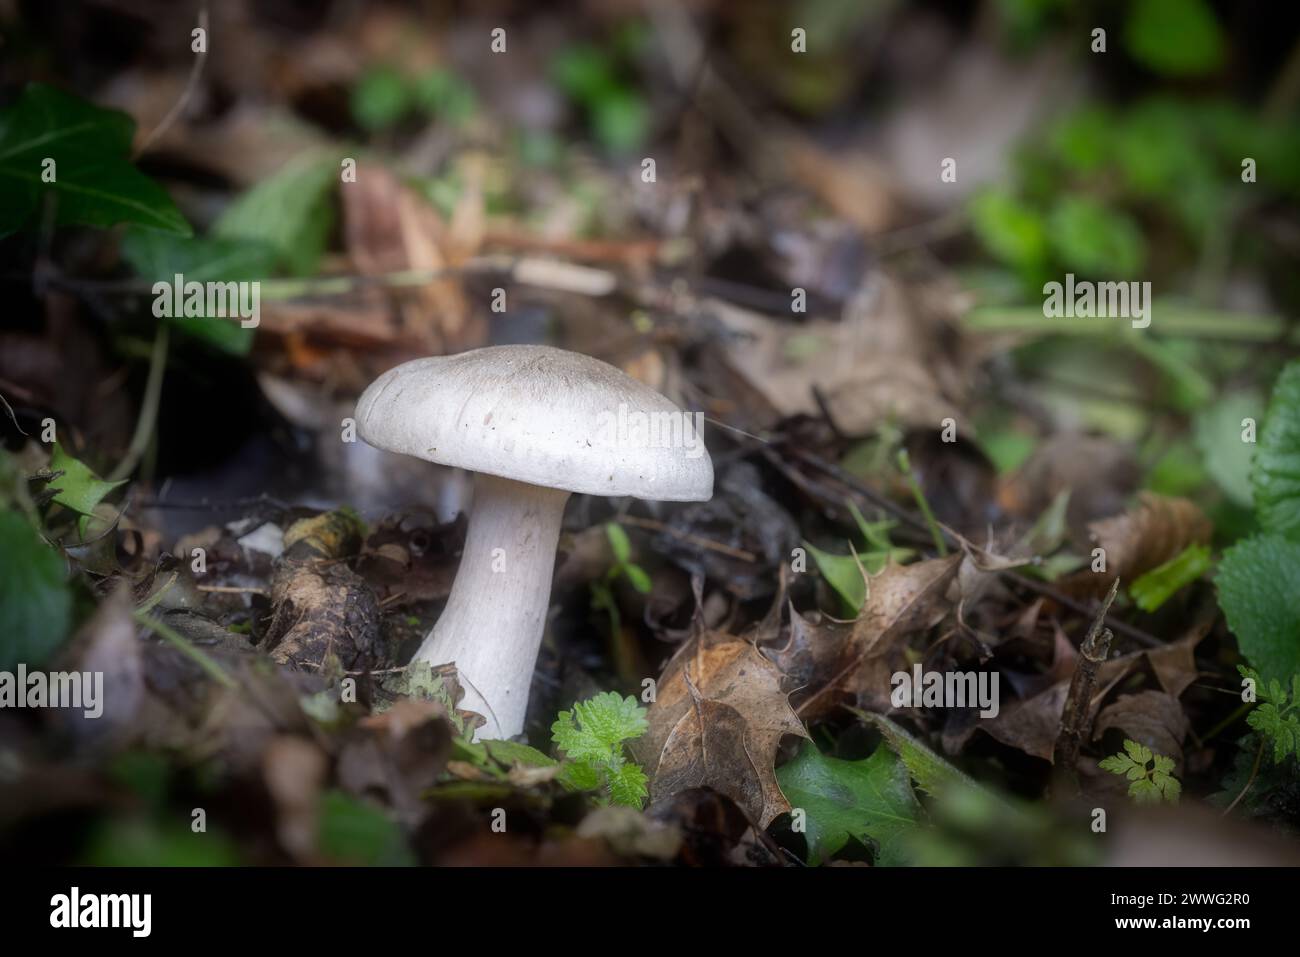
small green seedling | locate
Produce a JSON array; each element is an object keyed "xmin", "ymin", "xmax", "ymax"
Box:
[
  {"xmin": 1099, "ymin": 739, "xmax": 1182, "ymax": 804},
  {"xmin": 551, "ymin": 691, "xmax": 649, "ymax": 808}
]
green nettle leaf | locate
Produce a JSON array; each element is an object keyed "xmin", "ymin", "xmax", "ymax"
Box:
[
  {"xmin": 0, "ymin": 83, "xmax": 191, "ymax": 237},
  {"xmin": 0, "ymin": 509, "xmax": 73, "ymax": 672},
  {"xmin": 120, "ymin": 228, "xmax": 277, "ymax": 355},
  {"xmin": 213, "ymin": 156, "xmax": 337, "ymax": 277},
  {"xmin": 1194, "ymin": 391, "xmax": 1262, "ymax": 508},
  {"xmin": 1125, "ymin": 0, "xmax": 1224, "ymax": 77},
  {"xmin": 47, "ymin": 444, "xmax": 124, "ymax": 528},
  {"xmin": 1253, "ymin": 362, "xmax": 1300, "ymax": 540},
  {"xmin": 1217, "ymin": 535, "xmax": 1300, "ymax": 685},
  {"xmin": 551, "ymin": 692, "xmax": 649, "ymax": 808},
  {"xmin": 1046, "ymin": 196, "xmax": 1146, "ymax": 278},
  {"xmin": 1130, "ymin": 543, "xmax": 1212, "ymax": 613},
  {"xmin": 776, "ymin": 740, "xmax": 921, "ymax": 866}
]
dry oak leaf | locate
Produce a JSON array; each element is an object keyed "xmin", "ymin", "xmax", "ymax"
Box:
[
  {"xmin": 781, "ymin": 555, "xmax": 961, "ymax": 722},
  {"xmin": 639, "ymin": 631, "xmax": 807, "ymax": 828}
]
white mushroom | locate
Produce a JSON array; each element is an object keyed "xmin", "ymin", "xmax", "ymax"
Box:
[{"xmin": 356, "ymin": 345, "xmax": 714, "ymax": 739}]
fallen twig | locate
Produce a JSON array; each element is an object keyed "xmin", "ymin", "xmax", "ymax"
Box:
[{"xmin": 1052, "ymin": 578, "xmax": 1119, "ymax": 779}]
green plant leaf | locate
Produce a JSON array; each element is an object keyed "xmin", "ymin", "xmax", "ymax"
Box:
[
  {"xmin": 607, "ymin": 760, "xmax": 649, "ymax": 808},
  {"xmin": 482, "ymin": 739, "xmax": 557, "ymax": 769},
  {"xmin": 48, "ymin": 444, "xmax": 124, "ymax": 522},
  {"xmin": 776, "ymin": 740, "xmax": 921, "ymax": 866},
  {"xmin": 968, "ymin": 188, "xmax": 1048, "ymax": 276},
  {"xmin": 0, "ymin": 509, "xmax": 72, "ymax": 671},
  {"xmin": 1194, "ymin": 391, "xmax": 1262, "ymax": 508},
  {"xmin": 622, "ymin": 562, "xmax": 653, "ymax": 594},
  {"xmin": 412, "ymin": 70, "xmax": 477, "ymax": 125},
  {"xmin": 804, "ymin": 540, "xmax": 867, "ymax": 612},
  {"xmin": 1046, "ymin": 195, "xmax": 1145, "ymax": 278},
  {"xmin": 605, "ymin": 522, "xmax": 632, "ymax": 564},
  {"xmin": 1130, "ymin": 543, "xmax": 1212, "ymax": 612},
  {"xmin": 1217, "ymin": 535, "xmax": 1300, "ymax": 685},
  {"xmin": 351, "ymin": 65, "xmax": 411, "ymax": 131},
  {"xmin": 1125, "ymin": 0, "xmax": 1224, "ymax": 77},
  {"xmin": 864, "ymin": 712, "xmax": 994, "ymax": 802},
  {"xmin": 0, "ymin": 83, "xmax": 190, "ymax": 237},
  {"xmin": 213, "ymin": 156, "xmax": 337, "ymax": 277},
  {"xmin": 120, "ymin": 228, "xmax": 277, "ymax": 354},
  {"xmin": 317, "ymin": 790, "xmax": 413, "ymax": 865},
  {"xmin": 551, "ymin": 692, "xmax": 649, "ymax": 808},
  {"xmin": 1253, "ymin": 362, "xmax": 1300, "ymax": 540}
]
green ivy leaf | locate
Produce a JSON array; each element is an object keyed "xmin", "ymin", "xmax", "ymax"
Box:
[
  {"xmin": 120, "ymin": 228, "xmax": 277, "ymax": 354},
  {"xmin": 0, "ymin": 509, "xmax": 72, "ymax": 671},
  {"xmin": 1218, "ymin": 535, "xmax": 1300, "ymax": 686},
  {"xmin": 1253, "ymin": 362, "xmax": 1300, "ymax": 540},
  {"xmin": 1130, "ymin": 543, "xmax": 1212, "ymax": 613},
  {"xmin": 776, "ymin": 740, "xmax": 921, "ymax": 866},
  {"xmin": 0, "ymin": 83, "xmax": 190, "ymax": 237},
  {"xmin": 213, "ymin": 156, "xmax": 337, "ymax": 277}
]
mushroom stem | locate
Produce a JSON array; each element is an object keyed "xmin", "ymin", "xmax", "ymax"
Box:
[{"xmin": 414, "ymin": 472, "xmax": 571, "ymax": 740}]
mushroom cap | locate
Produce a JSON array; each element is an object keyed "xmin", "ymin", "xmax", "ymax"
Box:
[{"xmin": 356, "ymin": 345, "xmax": 714, "ymax": 501}]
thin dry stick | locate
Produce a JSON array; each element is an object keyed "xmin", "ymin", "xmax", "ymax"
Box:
[
  {"xmin": 617, "ymin": 514, "xmax": 757, "ymax": 562},
  {"xmin": 196, "ymin": 584, "xmax": 269, "ymax": 596},
  {"xmin": 788, "ymin": 448, "xmax": 1161, "ymax": 649},
  {"xmin": 134, "ymin": 3, "xmax": 210, "ymax": 157},
  {"xmin": 1052, "ymin": 578, "xmax": 1120, "ymax": 776},
  {"xmin": 1222, "ymin": 739, "xmax": 1265, "ymax": 817}
]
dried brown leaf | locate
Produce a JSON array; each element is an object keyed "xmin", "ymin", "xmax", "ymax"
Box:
[{"xmin": 640, "ymin": 632, "xmax": 806, "ymax": 828}]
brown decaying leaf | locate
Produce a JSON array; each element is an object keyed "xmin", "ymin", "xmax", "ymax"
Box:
[
  {"xmin": 50, "ymin": 585, "xmax": 141, "ymax": 749},
  {"xmin": 1093, "ymin": 690, "xmax": 1191, "ymax": 773},
  {"xmin": 338, "ymin": 698, "xmax": 452, "ymax": 825},
  {"xmin": 1065, "ymin": 492, "xmax": 1212, "ymax": 596},
  {"xmin": 262, "ymin": 735, "xmax": 329, "ymax": 862},
  {"xmin": 640, "ymin": 631, "xmax": 807, "ymax": 828},
  {"xmin": 341, "ymin": 162, "xmax": 486, "ymax": 356},
  {"xmin": 776, "ymin": 555, "xmax": 961, "ymax": 721},
  {"xmin": 951, "ymin": 624, "xmax": 1207, "ymax": 762}
]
